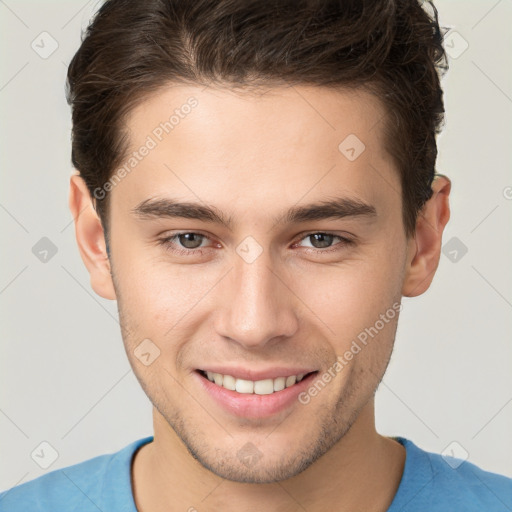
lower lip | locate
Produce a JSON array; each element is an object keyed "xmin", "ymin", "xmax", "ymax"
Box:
[{"xmin": 193, "ymin": 370, "xmax": 318, "ymax": 419}]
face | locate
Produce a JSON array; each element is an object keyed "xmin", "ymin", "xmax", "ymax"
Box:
[{"xmin": 106, "ymin": 84, "xmax": 410, "ymax": 483}]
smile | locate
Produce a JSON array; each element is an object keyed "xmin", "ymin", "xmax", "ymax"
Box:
[
  {"xmin": 194, "ymin": 367, "xmax": 319, "ymax": 418},
  {"xmin": 197, "ymin": 369, "xmax": 317, "ymax": 395}
]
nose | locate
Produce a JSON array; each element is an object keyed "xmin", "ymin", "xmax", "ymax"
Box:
[{"xmin": 214, "ymin": 249, "xmax": 299, "ymax": 350}]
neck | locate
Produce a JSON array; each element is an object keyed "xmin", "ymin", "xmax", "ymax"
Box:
[{"xmin": 132, "ymin": 400, "xmax": 405, "ymax": 512}]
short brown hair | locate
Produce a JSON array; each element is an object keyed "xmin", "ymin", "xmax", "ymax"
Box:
[{"xmin": 66, "ymin": 0, "xmax": 448, "ymax": 237}]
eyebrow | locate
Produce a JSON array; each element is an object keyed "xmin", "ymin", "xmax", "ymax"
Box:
[{"xmin": 131, "ymin": 196, "xmax": 377, "ymax": 230}]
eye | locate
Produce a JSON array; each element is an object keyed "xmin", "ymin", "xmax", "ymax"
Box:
[
  {"xmin": 157, "ymin": 231, "xmax": 354, "ymax": 257},
  {"xmin": 294, "ymin": 232, "xmax": 354, "ymax": 253},
  {"xmin": 171, "ymin": 232, "xmax": 206, "ymax": 249},
  {"xmin": 157, "ymin": 232, "xmax": 212, "ymax": 256}
]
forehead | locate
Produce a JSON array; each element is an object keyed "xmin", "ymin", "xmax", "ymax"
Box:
[
  {"xmin": 125, "ymin": 83, "xmax": 389, "ymax": 153},
  {"xmin": 115, "ymin": 83, "xmax": 399, "ymax": 221}
]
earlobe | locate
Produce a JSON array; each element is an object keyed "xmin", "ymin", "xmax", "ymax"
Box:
[
  {"xmin": 68, "ymin": 173, "xmax": 116, "ymax": 300},
  {"xmin": 402, "ymin": 175, "xmax": 451, "ymax": 297}
]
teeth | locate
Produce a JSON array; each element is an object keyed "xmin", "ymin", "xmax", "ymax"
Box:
[
  {"xmin": 205, "ymin": 371, "xmax": 309, "ymax": 394},
  {"xmin": 235, "ymin": 379, "xmax": 254, "ymax": 394},
  {"xmin": 254, "ymin": 379, "xmax": 274, "ymax": 395},
  {"xmin": 285, "ymin": 375, "xmax": 296, "ymax": 387},
  {"xmin": 273, "ymin": 376, "xmax": 286, "ymax": 392},
  {"xmin": 222, "ymin": 374, "xmax": 236, "ymax": 391}
]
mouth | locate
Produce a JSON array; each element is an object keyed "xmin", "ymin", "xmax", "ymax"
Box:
[
  {"xmin": 193, "ymin": 368, "xmax": 320, "ymax": 419},
  {"xmin": 196, "ymin": 369, "xmax": 318, "ymax": 395}
]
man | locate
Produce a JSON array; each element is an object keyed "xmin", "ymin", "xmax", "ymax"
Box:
[{"xmin": 1, "ymin": 0, "xmax": 511, "ymax": 511}]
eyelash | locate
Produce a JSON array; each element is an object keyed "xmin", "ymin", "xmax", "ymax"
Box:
[{"xmin": 157, "ymin": 231, "xmax": 354, "ymax": 257}]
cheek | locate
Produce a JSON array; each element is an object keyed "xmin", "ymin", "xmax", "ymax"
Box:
[
  {"xmin": 298, "ymin": 259, "xmax": 400, "ymax": 327},
  {"xmin": 113, "ymin": 253, "xmax": 220, "ymax": 338}
]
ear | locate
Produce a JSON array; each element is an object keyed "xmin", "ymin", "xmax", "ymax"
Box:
[
  {"xmin": 68, "ymin": 173, "xmax": 116, "ymax": 300},
  {"xmin": 402, "ymin": 175, "xmax": 451, "ymax": 297}
]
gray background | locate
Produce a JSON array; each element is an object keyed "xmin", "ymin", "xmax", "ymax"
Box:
[{"xmin": 1, "ymin": 0, "xmax": 511, "ymax": 492}]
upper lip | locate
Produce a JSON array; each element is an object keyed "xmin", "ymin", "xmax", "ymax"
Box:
[{"xmin": 198, "ymin": 367, "xmax": 318, "ymax": 381}]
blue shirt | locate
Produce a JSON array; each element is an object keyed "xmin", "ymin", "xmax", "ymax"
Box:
[{"xmin": 1, "ymin": 436, "xmax": 511, "ymax": 511}]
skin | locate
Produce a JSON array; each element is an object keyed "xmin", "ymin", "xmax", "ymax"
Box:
[{"xmin": 69, "ymin": 84, "xmax": 451, "ymax": 511}]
